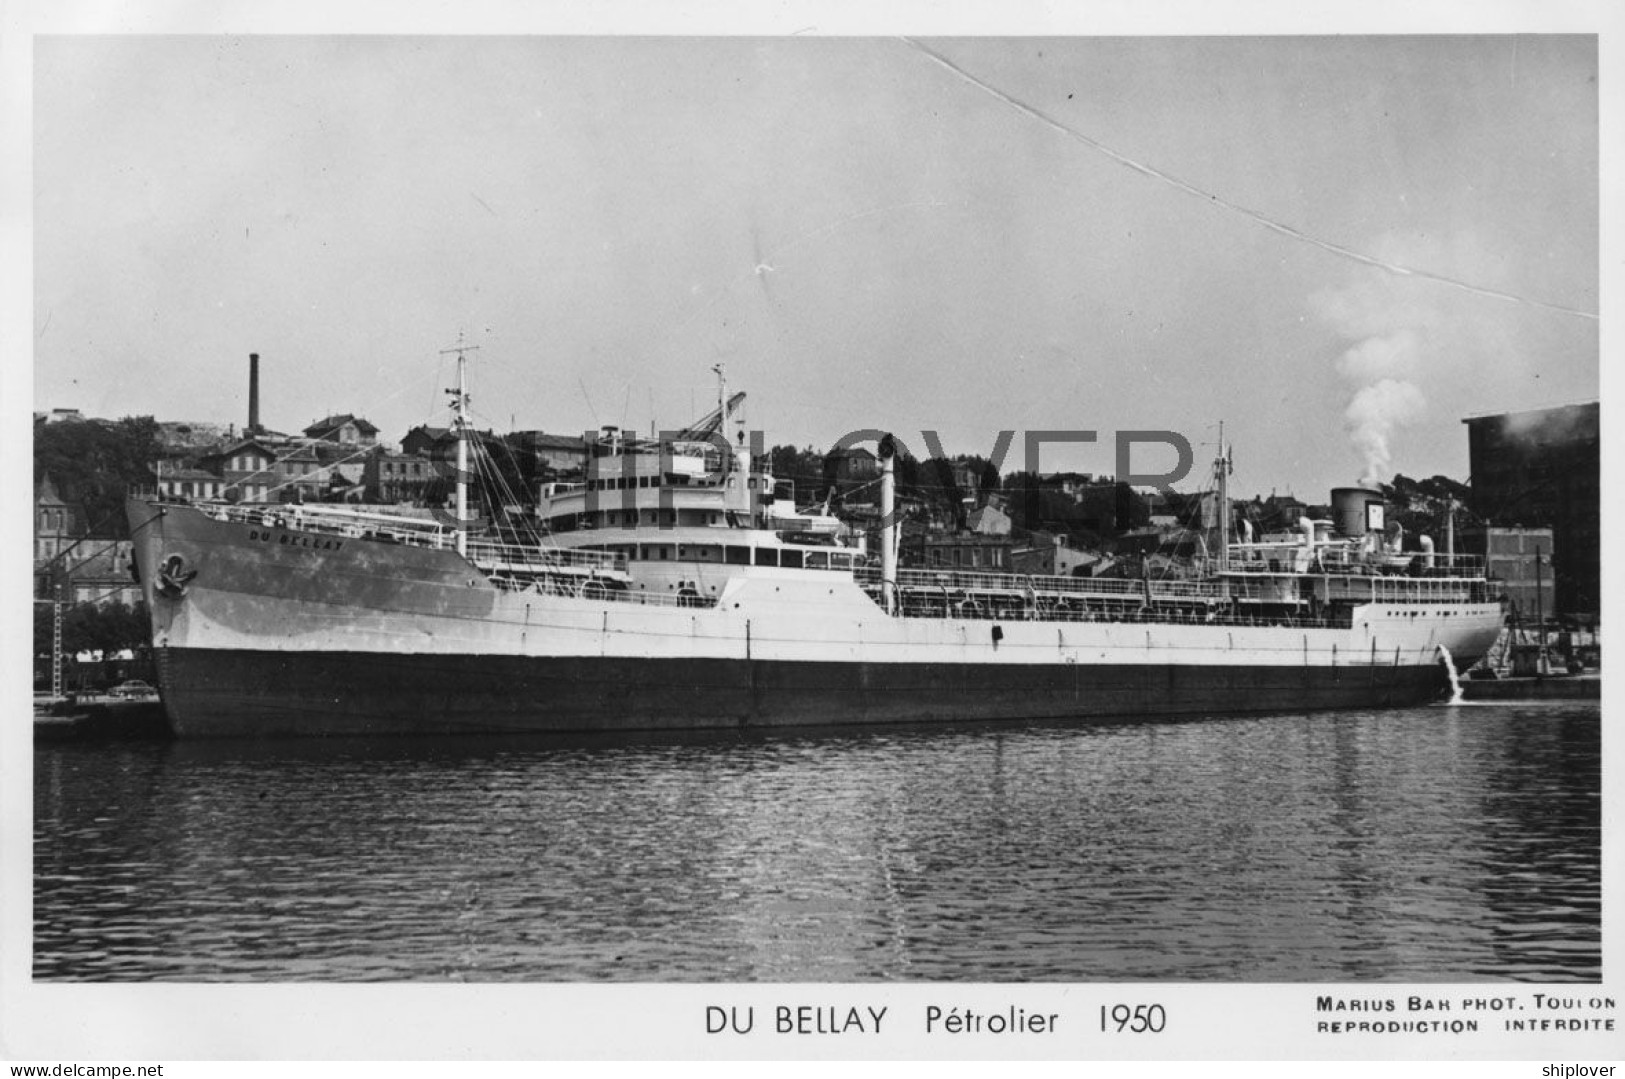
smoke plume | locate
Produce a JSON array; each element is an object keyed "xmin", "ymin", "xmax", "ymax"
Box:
[
  {"xmin": 1310, "ymin": 237, "xmax": 1449, "ymax": 485},
  {"xmin": 1343, "ymin": 377, "xmax": 1427, "ymax": 484}
]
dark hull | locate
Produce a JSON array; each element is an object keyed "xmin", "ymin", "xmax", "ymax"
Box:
[{"xmin": 154, "ymin": 647, "xmax": 1452, "ymax": 738}]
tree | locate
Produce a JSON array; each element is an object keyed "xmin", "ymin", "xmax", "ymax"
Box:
[
  {"xmin": 34, "ymin": 416, "xmax": 162, "ymax": 539},
  {"xmin": 1000, "ymin": 471, "xmax": 1120, "ymax": 545},
  {"xmin": 768, "ymin": 444, "xmax": 826, "ymax": 501},
  {"xmin": 479, "ymin": 433, "xmax": 535, "ymax": 510},
  {"xmin": 47, "ymin": 600, "xmax": 151, "ymax": 657},
  {"xmin": 33, "ymin": 601, "xmax": 55, "ymax": 661},
  {"xmin": 895, "ymin": 451, "xmax": 920, "ymax": 490},
  {"xmin": 1114, "ymin": 482, "xmax": 1150, "ymax": 532},
  {"xmin": 1380, "ymin": 473, "xmax": 1472, "ymax": 542}
]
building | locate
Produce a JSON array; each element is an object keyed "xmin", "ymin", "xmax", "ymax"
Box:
[
  {"xmin": 1010, "ymin": 534, "xmax": 1101, "ymax": 578},
  {"xmin": 201, "ymin": 438, "xmax": 279, "ymax": 502},
  {"xmin": 365, "ymin": 450, "xmax": 436, "ymax": 503},
  {"xmin": 303, "ymin": 413, "xmax": 380, "ymax": 448},
  {"xmin": 401, "ymin": 425, "xmax": 452, "ymax": 458},
  {"xmin": 506, "ymin": 431, "xmax": 590, "ymax": 475},
  {"xmin": 276, "ymin": 444, "xmax": 327, "ymax": 500},
  {"xmin": 309, "ymin": 442, "xmax": 369, "ymax": 487},
  {"xmin": 1459, "ymin": 526, "xmax": 1556, "ymax": 624},
  {"xmin": 824, "ymin": 447, "xmax": 879, "ymax": 494},
  {"xmin": 918, "ymin": 531, "xmax": 1013, "ymax": 572},
  {"xmin": 1042, "ymin": 472, "xmax": 1101, "ymax": 499},
  {"xmin": 34, "ymin": 476, "xmax": 139, "ymax": 606},
  {"xmin": 34, "ymin": 475, "xmax": 77, "ymax": 564},
  {"xmin": 156, "ymin": 465, "xmax": 225, "ymax": 503},
  {"xmin": 1239, "ymin": 492, "xmax": 1311, "ymax": 534},
  {"xmin": 1463, "ymin": 402, "xmax": 1599, "ymax": 621},
  {"xmin": 535, "ymin": 432, "xmax": 590, "ymax": 473},
  {"xmin": 928, "ymin": 458, "xmax": 983, "ymax": 500},
  {"xmin": 965, "ymin": 501, "xmax": 1012, "ymax": 536}
]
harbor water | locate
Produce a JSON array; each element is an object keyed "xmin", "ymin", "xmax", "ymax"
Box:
[{"xmin": 34, "ymin": 701, "xmax": 1599, "ymax": 982}]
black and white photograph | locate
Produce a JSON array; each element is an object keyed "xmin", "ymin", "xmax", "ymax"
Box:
[{"xmin": 5, "ymin": 0, "xmax": 1617, "ymax": 1068}]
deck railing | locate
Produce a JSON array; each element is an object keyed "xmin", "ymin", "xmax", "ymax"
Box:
[
  {"xmin": 196, "ymin": 502, "xmax": 627, "ymax": 573},
  {"xmin": 858, "ymin": 566, "xmax": 1228, "ymax": 603},
  {"xmin": 512, "ymin": 576, "xmax": 717, "ymax": 608},
  {"xmin": 879, "ymin": 591, "xmax": 1356, "ymax": 630},
  {"xmin": 1225, "ymin": 544, "xmax": 1486, "ymax": 577},
  {"xmin": 466, "ymin": 539, "xmax": 627, "ymax": 574},
  {"xmin": 855, "ymin": 563, "xmax": 1492, "ymax": 615}
]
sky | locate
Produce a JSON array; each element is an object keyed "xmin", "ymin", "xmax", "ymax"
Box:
[{"xmin": 30, "ymin": 32, "xmax": 1600, "ymax": 501}]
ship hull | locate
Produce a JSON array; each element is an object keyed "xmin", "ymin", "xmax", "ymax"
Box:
[
  {"xmin": 154, "ymin": 646, "xmax": 1454, "ymax": 738},
  {"xmin": 128, "ymin": 498, "xmax": 1502, "ymax": 738}
]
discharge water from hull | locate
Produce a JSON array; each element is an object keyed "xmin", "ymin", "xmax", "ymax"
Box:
[{"xmin": 1438, "ymin": 644, "xmax": 1466, "ymax": 705}]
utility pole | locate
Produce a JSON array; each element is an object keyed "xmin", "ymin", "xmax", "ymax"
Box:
[
  {"xmin": 51, "ymin": 594, "xmax": 63, "ymax": 698},
  {"xmin": 1534, "ymin": 543, "xmax": 1548, "ymax": 678}
]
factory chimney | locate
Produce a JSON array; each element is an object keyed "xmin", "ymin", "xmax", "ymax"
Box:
[{"xmin": 248, "ymin": 352, "xmax": 261, "ymax": 435}]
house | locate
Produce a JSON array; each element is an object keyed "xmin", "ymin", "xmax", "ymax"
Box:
[
  {"xmin": 511, "ymin": 431, "xmax": 590, "ymax": 474},
  {"xmin": 365, "ymin": 451, "xmax": 436, "ymax": 503},
  {"xmin": 309, "ymin": 442, "xmax": 370, "ymax": 486},
  {"xmin": 953, "ymin": 461, "xmax": 981, "ymax": 493},
  {"xmin": 1041, "ymin": 472, "xmax": 1100, "ymax": 500},
  {"xmin": 1010, "ymin": 533, "xmax": 1102, "ymax": 578},
  {"xmin": 34, "ymin": 476, "xmax": 139, "ymax": 606},
  {"xmin": 201, "ymin": 438, "xmax": 280, "ymax": 502},
  {"xmin": 918, "ymin": 531, "xmax": 1013, "ymax": 572},
  {"xmin": 965, "ymin": 502, "xmax": 1012, "ymax": 536},
  {"xmin": 157, "ymin": 465, "xmax": 224, "ymax": 503},
  {"xmin": 41, "ymin": 539, "xmax": 139, "ymax": 607},
  {"xmin": 401, "ymin": 425, "xmax": 452, "ymax": 458},
  {"xmin": 824, "ymin": 447, "xmax": 879, "ymax": 494},
  {"xmin": 276, "ymin": 444, "xmax": 326, "ymax": 500},
  {"xmin": 303, "ymin": 413, "xmax": 380, "ymax": 448}
]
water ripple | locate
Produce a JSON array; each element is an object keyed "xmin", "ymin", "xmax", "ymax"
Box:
[{"xmin": 34, "ymin": 703, "xmax": 1600, "ymax": 982}]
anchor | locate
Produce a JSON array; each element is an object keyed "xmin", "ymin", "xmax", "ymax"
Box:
[{"xmin": 156, "ymin": 552, "xmax": 197, "ymax": 597}]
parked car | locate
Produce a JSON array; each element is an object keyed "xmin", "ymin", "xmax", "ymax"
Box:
[{"xmin": 107, "ymin": 680, "xmax": 158, "ymax": 699}]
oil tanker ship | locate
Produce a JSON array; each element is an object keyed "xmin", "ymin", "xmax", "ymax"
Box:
[{"xmin": 125, "ymin": 354, "xmax": 1504, "ymax": 738}]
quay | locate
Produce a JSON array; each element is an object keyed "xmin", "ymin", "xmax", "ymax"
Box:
[
  {"xmin": 1459, "ymin": 673, "xmax": 1601, "ymax": 702},
  {"xmin": 33, "ymin": 697, "xmax": 171, "ymax": 742}
]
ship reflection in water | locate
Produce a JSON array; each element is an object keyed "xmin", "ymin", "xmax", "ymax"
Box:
[{"xmin": 35, "ymin": 702, "xmax": 1599, "ymax": 982}]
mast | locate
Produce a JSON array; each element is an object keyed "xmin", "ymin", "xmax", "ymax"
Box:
[
  {"xmin": 879, "ymin": 433, "xmax": 897, "ymax": 615},
  {"xmin": 442, "ymin": 335, "xmax": 479, "ymax": 557},
  {"xmin": 1215, "ymin": 422, "xmax": 1231, "ymax": 573},
  {"xmin": 712, "ymin": 362, "xmax": 729, "ymax": 476}
]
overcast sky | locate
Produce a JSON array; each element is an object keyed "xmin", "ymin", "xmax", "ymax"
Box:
[{"xmin": 32, "ymin": 33, "xmax": 1598, "ymax": 499}]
